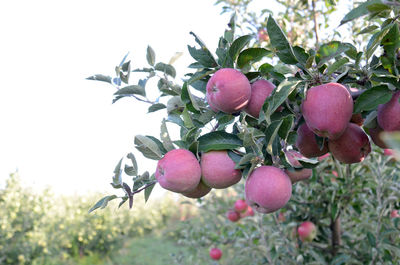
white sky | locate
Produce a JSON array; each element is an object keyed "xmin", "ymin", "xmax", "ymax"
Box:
[{"xmin": 0, "ymin": 0, "xmax": 350, "ymax": 195}]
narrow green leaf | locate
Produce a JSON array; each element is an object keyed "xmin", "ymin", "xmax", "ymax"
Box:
[
  {"xmin": 160, "ymin": 118, "xmax": 175, "ymax": 151},
  {"xmin": 148, "ymin": 103, "xmax": 166, "ymax": 113},
  {"xmin": 340, "ymin": 0, "xmax": 382, "ymax": 25},
  {"xmin": 366, "ymin": 232, "xmax": 376, "ymax": 247},
  {"xmin": 134, "ymin": 135, "xmax": 163, "ymax": 160},
  {"xmin": 265, "ymin": 120, "xmax": 283, "ymax": 156},
  {"xmin": 146, "ymin": 46, "xmax": 156, "ymax": 66},
  {"xmin": 326, "ymin": 57, "xmax": 350, "ymax": 75},
  {"xmin": 112, "ymin": 158, "xmax": 123, "ymax": 188},
  {"xmin": 88, "ymin": 195, "xmax": 117, "ymax": 213},
  {"xmin": 278, "ymin": 115, "xmax": 294, "ymax": 140},
  {"xmin": 114, "ymin": 85, "xmax": 146, "ymax": 97},
  {"xmin": 86, "ymin": 74, "xmax": 112, "ymax": 83},
  {"xmin": 267, "ymin": 15, "xmax": 298, "ymax": 64},
  {"xmin": 198, "ymin": 131, "xmax": 243, "ymax": 152},
  {"xmin": 366, "ymin": 23, "xmax": 393, "ymax": 60},
  {"xmin": 144, "ymin": 182, "xmax": 156, "ymax": 203},
  {"xmin": 357, "ymin": 25, "xmax": 379, "ymax": 35}
]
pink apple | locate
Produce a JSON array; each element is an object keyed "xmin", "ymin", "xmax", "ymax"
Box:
[
  {"xmin": 377, "ymin": 91, "xmax": 400, "ymax": 131},
  {"xmin": 245, "ymin": 166, "xmax": 292, "ymax": 214},
  {"xmin": 284, "ymin": 150, "xmax": 313, "ymax": 183},
  {"xmin": 384, "ymin": 149, "xmax": 394, "ymax": 156},
  {"xmin": 206, "ymin": 68, "xmax": 251, "ymax": 114},
  {"xmin": 297, "ymin": 221, "xmax": 317, "ymax": 242},
  {"xmin": 391, "ymin": 210, "xmax": 400, "ymax": 218},
  {"xmin": 328, "ymin": 123, "xmax": 371, "ymax": 164},
  {"xmin": 244, "ymin": 79, "xmax": 275, "ymax": 118},
  {"xmin": 226, "ymin": 209, "xmax": 241, "ymax": 222},
  {"xmin": 301, "ymin": 83, "xmax": 353, "ymax": 140},
  {"xmin": 155, "ymin": 149, "xmax": 201, "ymax": 193},
  {"xmin": 181, "ymin": 180, "xmax": 211, "ymax": 199},
  {"xmin": 234, "ymin": 199, "xmax": 248, "ymax": 212},
  {"xmin": 201, "ymin": 150, "xmax": 242, "ymax": 189},
  {"xmin": 296, "ymin": 123, "xmax": 329, "ymax": 158},
  {"xmin": 209, "ymin": 248, "xmax": 222, "ymax": 260}
]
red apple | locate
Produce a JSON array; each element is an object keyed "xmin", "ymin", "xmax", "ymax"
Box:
[
  {"xmin": 298, "ymin": 221, "xmax": 317, "ymax": 242},
  {"xmin": 209, "ymin": 248, "xmax": 222, "ymax": 260},
  {"xmin": 244, "ymin": 206, "xmax": 255, "ymax": 217},
  {"xmin": 284, "ymin": 150, "xmax": 313, "ymax": 183},
  {"xmin": 206, "ymin": 68, "xmax": 251, "ymax": 114},
  {"xmin": 245, "ymin": 166, "xmax": 292, "ymax": 214},
  {"xmin": 296, "ymin": 123, "xmax": 329, "ymax": 158},
  {"xmin": 391, "ymin": 210, "xmax": 400, "ymax": 218},
  {"xmin": 384, "ymin": 149, "xmax": 394, "ymax": 156},
  {"xmin": 301, "ymin": 83, "xmax": 353, "ymax": 140},
  {"xmin": 226, "ymin": 209, "xmax": 241, "ymax": 222},
  {"xmin": 234, "ymin": 199, "xmax": 248, "ymax": 212},
  {"xmin": 328, "ymin": 123, "xmax": 371, "ymax": 164},
  {"xmin": 201, "ymin": 150, "xmax": 242, "ymax": 189},
  {"xmin": 377, "ymin": 91, "xmax": 400, "ymax": 131},
  {"xmin": 244, "ymin": 79, "xmax": 275, "ymax": 118},
  {"xmin": 155, "ymin": 149, "xmax": 201, "ymax": 193},
  {"xmin": 181, "ymin": 180, "xmax": 211, "ymax": 199},
  {"xmin": 368, "ymin": 125, "xmax": 388, "ymax": 148}
]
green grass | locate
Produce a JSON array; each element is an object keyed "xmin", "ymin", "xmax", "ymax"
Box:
[{"xmin": 76, "ymin": 233, "xmax": 194, "ymax": 265}]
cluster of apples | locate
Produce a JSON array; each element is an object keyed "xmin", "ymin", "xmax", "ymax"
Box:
[
  {"xmin": 155, "ymin": 67, "xmax": 400, "ymax": 215},
  {"xmin": 226, "ymin": 199, "xmax": 254, "ymax": 222}
]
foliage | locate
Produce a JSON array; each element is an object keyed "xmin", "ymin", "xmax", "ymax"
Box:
[
  {"xmin": 87, "ymin": 0, "xmax": 400, "ymax": 263},
  {"xmin": 0, "ymin": 173, "xmax": 178, "ymax": 265},
  {"xmin": 166, "ymin": 149, "xmax": 400, "ymax": 264}
]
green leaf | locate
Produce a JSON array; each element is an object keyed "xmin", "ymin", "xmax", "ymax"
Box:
[
  {"xmin": 112, "ymin": 158, "xmax": 123, "ymax": 188},
  {"xmin": 88, "ymin": 195, "xmax": 117, "ymax": 213},
  {"xmin": 144, "ymin": 182, "xmax": 156, "ymax": 203},
  {"xmin": 146, "ymin": 45, "xmax": 156, "ymax": 66},
  {"xmin": 155, "ymin": 62, "xmax": 176, "ymax": 78},
  {"xmin": 353, "ymin": 85, "xmax": 392, "ymax": 113},
  {"xmin": 148, "ymin": 103, "xmax": 166, "ymax": 113},
  {"xmin": 182, "ymin": 107, "xmax": 195, "ymax": 128},
  {"xmin": 181, "ymin": 82, "xmax": 200, "ymax": 112},
  {"xmin": 262, "ymin": 80, "xmax": 301, "ymax": 122},
  {"xmin": 265, "ymin": 120, "xmax": 283, "ymax": 156},
  {"xmin": 326, "ymin": 57, "xmax": 349, "ymax": 75},
  {"xmin": 366, "ymin": 23, "xmax": 393, "ymax": 60},
  {"xmin": 160, "ymin": 118, "xmax": 175, "ymax": 152},
  {"xmin": 366, "ymin": 3, "xmax": 390, "ymax": 12},
  {"xmin": 125, "ymin": 153, "xmax": 138, "ymax": 176},
  {"xmin": 381, "ymin": 23, "xmax": 400, "ymax": 74},
  {"xmin": 267, "ymin": 15, "xmax": 298, "ymax": 64},
  {"xmin": 237, "ymin": 48, "xmax": 270, "ymax": 69},
  {"xmin": 229, "ymin": 35, "xmax": 253, "ymax": 62},
  {"xmin": 234, "ymin": 153, "xmax": 256, "ymax": 169},
  {"xmin": 188, "ymin": 32, "xmax": 218, "ymax": 68},
  {"xmin": 134, "ymin": 135, "xmax": 163, "ymax": 160},
  {"xmin": 357, "ymin": 25, "xmax": 379, "ymax": 35},
  {"xmin": 198, "ymin": 131, "xmax": 243, "ymax": 152},
  {"xmin": 114, "ymin": 85, "xmax": 146, "ymax": 97},
  {"xmin": 331, "ymin": 254, "xmax": 351, "ymax": 265},
  {"xmin": 278, "ymin": 115, "xmax": 294, "ymax": 140},
  {"xmin": 86, "ymin": 74, "xmax": 112, "ymax": 83},
  {"xmin": 317, "ymin": 42, "xmax": 350, "ymax": 67},
  {"xmin": 366, "ymin": 232, "xmax": 376, "ymax": 246},
  {"xmin": 340, "ymin": 0, "xmax": 382, "ymax": 25}
]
